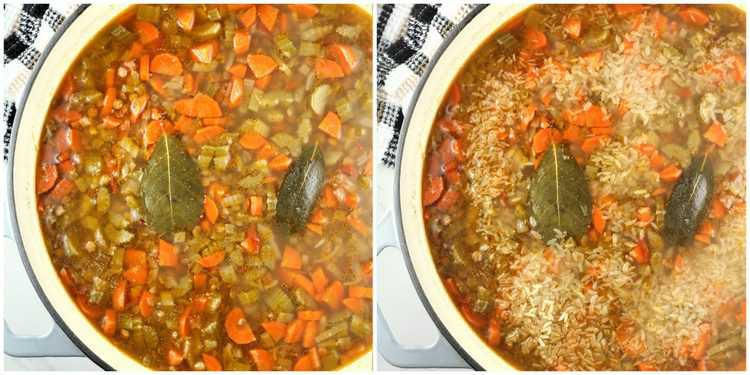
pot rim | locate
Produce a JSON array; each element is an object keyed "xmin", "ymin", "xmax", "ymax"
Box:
[{"xmin": 8, "ymin": 4, "xmax": 373, "ymax": 371}]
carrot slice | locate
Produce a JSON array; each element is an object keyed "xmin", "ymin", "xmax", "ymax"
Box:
[
  {"xmin": 242, "ymin": 225, "xmax": 261, "ymax": 254},
  {"xmin": 327, "ymin": 44, "xmax": 360, "ymax": 75},
  {"xmin": 487, "ymin": 318, "xmax": 502, "ymax": 346},
  {"xmin": 239, "ymin": 131, "xmax": 267, "ymax": 150},
  {"xmin": 198, "ymin": 250, "xmax": 225, "ymax": 268},
  {"xmin": 423, "ymin": 174, "xmax": 444, "ymax": 206},
  {"xmin": 228, "ymin": 63, "xmax": 247, "ymax": 79},
  {"xmin": 298, "ymin": 310, "xmax": 323, "ymax": 321},
  {"xmin": 134, "ymin": 20, "xmax": 159, "ymax": 44},
  {"xmin": 460, "ymin": 304, "xmax": 487, "ymax": 328},
  {"xmin": 631, "ymin": 239, "xmax": 650, "ymax": 264},
  {"xmin": 37, "ymin": 163, "xmax": 58, "ymax": 194},
  {"xmin": 269, "ymin": 154, "xmax": 292, "ymax": 172},
  {"xmin": 315, "ymin": 58, "xmax": 345, "ymax": 79},
  {"xmin": 250, "ymin": 195, "xmax": 265, "ymax": 216},
  {"xmin": 659, "ymin": 164, "xmax": 682, "ymax": 182},
  {"xmin": 592, "ymin": 206, "xmax": 606, "ymax": 234},
  {"xmin": 311, "ymin": 267, "xmax": 328, "ymax": 294},
  {"xmin": 76, "ymin": 295, "xmax": 104, "ymax": 318},
  {"xmin": 101, "ymin": 309, "xmax": 117, "ymax": 337},
  {"xmin": 203, "ymin": 196, "xmax": 219, "ymax": 224},
  {"xmin": 247, "ymin": 54, "xmax": 278, "ymax": 79},
  {"xmin": 49, "ymin": 178, "xmax": 76, "ymax": 200},
  {"xmin": 281, "ymin": 246, "xmax": 302, "ymax": 269},
  {"xmin": 322, "ymin": 281, "xmax": 344, "ymax": 310},
  {"xmin": 288, "ymin": 4, "xmax": 319, "ymax": 18},
  {"xmin": 614, "ymin": 4, "xmax": 647, "ymax": 16},
  {"xmin": 563, "ymin": 16, "xmax": 581, "ymax": 38},
  {"xmin": 318, "ymin": 111, "xmax": 342, "ymax": 139},
  {"xmin": 233, "ymin": 30, "xmax": 250, "ymax": 55},
  {"xmin": 139, "ymin": 290, "xmax": 154, "ymax": 317},
  {"xmin": 679, "ymin": 7, "xmax": 710, "ymax": 27},
  {"xmin": 190, "ymin": 40, "xmax": 219, "ymax": 64},
  {"xmin": 703, "ymin": 122, "xmax": 727, "ymax": 147},
  {"xmin": 176, "ymin": 6, "xmax": 195, "ymax": 32},
  {"xmin": 349, "ymin": 286, "xmax": 372, "ymax": 299},
  {"xmin": 249, "ymin": 349, "xmax": 274, "ymax": 371},
  {"xmin": 101, "ymin": 87, "xmax": 116, "ymax": 116},
  {"xmin": 158, "ymin": 239, "xmax": 179, "ymax": 267},
  {"xmin": 225, "ymin": 307, "xmax": 256, "ymax": 344},
  {"xmin": 124, "ymin": 248, "xmax": 146, "ymax": 267},
  {"xmin": 193, "ymin": 126, "xmax": 224, "ymax": 144},
  {"xmin": 151, "ymin": 53, "xmax": 183, "ymax": 76},
  {"xmin": 302, "ymin": 320, "xmax": 318, "ymax": 348},
  {"xmin": 284, "ymin": 319, "xmax": 305, "ymax": 344},
  {"xmin": 123, "ymin": 264, "xmax": 148, "ymax": 285},
  {"xmin": 178, "ymin": 306, "xmax": 192, "ymax": 337},
  {"xmin": 202, "ymin": 353, "xmax": 222, "ymax": 371},
  {"xmin": 293, "ymin": 353, "xmax": 314, "ymax": 371},
  {"xmin": 342, "ymin": 297, "xmax": 367, "ymax": 314},
  {"xmin": 524, "ymin": 28, "xmax": 547, "ymax": 50},
  {"xmin": 262, "ymin": 321, "xmax": 287, "ymax": 342},
  {"xmin": 228, "ymin": 77, "xmax": 244, "ymax": 109},
  {"xmin": 238, "ymin": 6, "xmax": 257, "ymax": 28},
  {"xmin": 175, "ymin": 93, "xmax": 222, "ymax": 118},
  {"xmin": 112, "ymin": 279, "xmax": 127, "ymax": 311},
  {"xmin": 257, "ymin": 5, "xmax": 279, "ymax": 32},
  {"xmin": 193, "ymin": 272, "xmax": 208, "ymax": 290}
]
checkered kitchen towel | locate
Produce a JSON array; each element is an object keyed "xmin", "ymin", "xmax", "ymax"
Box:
[
  {"xmin": 3, "ymin": 3, "xmax": 79, "ymax": 161},
  {"xmin": 376, "ymin": 3, "xmax": 478, "ymax": 168}
]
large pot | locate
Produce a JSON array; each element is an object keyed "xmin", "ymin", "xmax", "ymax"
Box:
[{"xmin": 7, "ymin": 4, "xmax": 372, "ymax": 371}]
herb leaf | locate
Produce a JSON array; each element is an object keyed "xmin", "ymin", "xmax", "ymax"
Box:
[
  {"xmin": 529, "ymin": 143, "xmax": 592, "ymax": 241},
  {"xmin": 142, "ymin": 134, "xmax": 204, "ymax": 233},
  {"xmin": 664, "ymin": 154, "xmax": 713, "ymax": 246},
  {"xmin": 276, "ymin": 144, "xmax": 325, "ymax": 233}
]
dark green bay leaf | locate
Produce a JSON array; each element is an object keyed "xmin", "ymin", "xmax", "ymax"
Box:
[
  {"xmin": 142, "ymin": 134, "xmax": 204, "ymax": 233},
  {"xmin": 529, "ymin": 143, "xmax": 592, "ymax": 241},
  {"xmin": 664, "ymin": 154, "xmax": 713, "ymax": 246},
  {"xmin": 276, "ymin": 144, "xmax": 325, "ymax": 233}
]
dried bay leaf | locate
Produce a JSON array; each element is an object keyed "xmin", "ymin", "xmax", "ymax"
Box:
[
  {"xmin": 664, "ymin": 154, "xmax": 713, "ymax": 246},
  {"xmin": 276, "ymin": 144, "xmax": 325, "ymax": 233},
  {"xmin": 142, "ymin": 134, "xmax": 204, "ymax": 233},
  {"xmin": 529, "ymin": 143, "xmax": 592, "ymax": 241}
]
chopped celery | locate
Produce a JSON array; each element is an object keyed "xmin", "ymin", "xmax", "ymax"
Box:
[
  {"xmin": 192, "ymin": 22, "xmax": 222, "ymax": 41},
  {"xmin": 264, "ymin": 287, "xmax": 294, "ymax": 314},
  {"xmin": 299, "ymin": 41, "xmax": 321, "ymax": 57},
  {"xmin": 136, "ymin": 5, "xmax": 161, "ymax": 23},
  {"xmin": 274, "ymin": 34, "xmax": 297, "ymax": 58}
]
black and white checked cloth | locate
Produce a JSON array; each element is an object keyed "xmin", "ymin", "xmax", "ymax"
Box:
[
  {"xmin": 3, "ymin": 3, "xmax": 78, "ymax": 161},
  {"xmin": 376, "ymin": 3, "xmax": 477, "ymax": 168}
]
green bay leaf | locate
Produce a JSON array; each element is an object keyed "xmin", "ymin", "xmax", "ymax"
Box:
[
  {"xmin": 529, "ymin": 143, "xmax": 592, "ymax": 241},
  {"xmin": 276, "ymin": 144, "xmax": 325, "ymax": 233},
  {"xmin": 142, "ymin": 134, "xmax": 204, "ymax": 233},
  {"xmin": 664, "ymin": 154, "xmax": 713, "ymax": 246}
]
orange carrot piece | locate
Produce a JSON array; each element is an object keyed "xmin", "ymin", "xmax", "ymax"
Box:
[
  {"xmin": 190, "ymin": 40, "xmax": 219, "ymax": 64},
  {"xmin": 423, "ymin": 174, "xmax": 444, "ymax": 206},
  {"xmin": 233, "ymin": 30, "xmax": 250, "ymax": 55},
  {"xmin": 322, "ymin": 281, "xmax": 344, "ymax": 310},
  {"xmin": 112, "ymin": 279, "xmax": 127, "ymax": 312},
  {"xmin": 281, "ymin": 246, "xmax": 302, "ymax": 270},
  {"xmin": 487, "ymin": 318, "xmax": 502, "ymax": 346},
  {"xmin": 592, "ymin": 206, "xmax": 606, "ymax": 234},
  {"xmin": 167, "ymin": 348, "xmax": 184, "ymax": 366},
  {"xmin": 254, "ymin": 74, "xmax": 272, "ymax": 90},
  {"xmin": 123, "ymin": 263, "xmax": 148, "ymax": 285},
  {"xmin": 202, "ymin": 353, "xmax": 222, "ymax": 371},
  {"xmin": 198, "ymin": 251, "xmax": 225, "ymax": 268},
  {"xmin": 659, "ymin": 164, "xmax": 682, "ymax": 182},
  {"xmin": 524, "ymin": 28, "xmax": 547, "ymax": 50},
  {"xmin": 342, "ymin": 297, "xmax": 367, "ymax": 314},
  {"xmin": 262, "ymin": 321, "xmax": 287, "ymax": 342},
  {"xmin": 134, "ymin": 20, "xmax": 159, "ymax": 44},
  {"xmin": 249, "ymin": 349, "xmax": 274, "ymax": 371},
  {"xmin": 302, "ymin": 321, "xmax": 318, "ymax": 348},
  {"xmin": 614, "ymin": 4, "xmax": 647, "ymax": 16},
  {"xmin": 247, "ymin": 54, "xmax": 278, "ymax": 79},
  {"xmin": 311, "ymin": 267, "xmax": 328, "ymax": 294},
  {"xmin": 298, "ymin": 310, "xmax": 323, "ymax": 321},
  {"xmin": 460, "ymin": 304, "xmax": 488, "ymax": 328},
  {"xmin": 176, "ymin": 6, "xmax": 195, "ymax": 32},
  {"xmin": 257, "ymin": 5, "xmax": 279, "ymax": 32},
  {"xmin": 288, "ymin": 4, "xmax": 319, "ymax": 18},
  {"xmin": 284, "ymin": 319, "xmax": 305, "ymax": 344},
  {"xmin": 293, "ymin": 353, "xmax": 314, "ymax": 371},
  {"xmin": 37, "ymin": 163, "xmax": 58, "ymax": 194},
  {"xmin": 193, "ymin": 126, "xmax": 224, "ymax": 144},
  {"xmin": 238, "ymin": 6, "xmax": 257, "ymax": 28},
  {"xmin": 327, "ymin": 44, "xmax": 360, "ymax": 75},
  {"xmin": 76, "ymin": 295, "xmax": 104, "ymax": 318},
  {"xmin": 124, "ymin": 249, "xmax": 147, "ymax": 267},
  {"xmin": 563, "ymin": 16, "xmax": 581, "ymax": 38},
  {"xmin": 225, "ymin": 307, "xmax": 256, "ymax": 344},
  {"xmin": 49, "ymin": 178, "xmax": 76, "ymax": 200},
  {"xmin": 151, "ymin": 53, "xmax": 183, "ymax": 76},
  {"xmin": 158, "ymin": 239, "xmax": 179, "ymax": 267},
  {"xmin": 704, "ymin": 122, "xmax": 727, "ymax": 147},
  {"xmin": 139, "ymin": 290, "xmax": 154, "ymax": 317},
  {"xmin": 315, "ymin": 58, "xmax": 345, "ymax": 79},
  {"xmin": 250, "ymin": 195, "xmax": 265, "ymax": 216},
  {"xmin": 318, "ymin": 111, "xmax": 342, "ymax": 139},
  {"xmin": 631, "ymin": 239, "xmax": 650, "ymax": 264},
  {"xmin": 239, "ymin": 131, "xmax": 267, "ymax": 150},
  {"xmin": 204, "ymin": 196, "xmax": 219, "ymax": 224},
  {"xmin": 679, "ymin": 7, "xmax": 710, "ymax": 27},
  {"xmin": 139, "ymin": 54, "xmax": 150, "ymax": 81},
  {"xmin": 101, "ymin": 309, "xmax": 117, "ymax": 336},
  {"xmin": 269, "ymin": 154, "xmax": 292, "ymax": 172},
  {"xmin": 349, "ymin": 286, "xmax": 372, "ymax": 299},
  {"xmin": 228, "ymin": 63, "xmax": 247, "ymax": 79},
  {"xmin": 228, "ymin": 77, "xmax": 244, "ymax": 109}
]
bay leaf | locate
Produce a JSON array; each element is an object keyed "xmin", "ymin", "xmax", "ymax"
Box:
[
  {"xmin": 664, "ymin": 153, "xmax": 713, "ymax": 246},
  {"xmin": 529, "ymin": 143, "xmax": 592, "ymax": 241},
  {"xmin": 276, "ymin": 144, "xmax": 325, "ymax": 233},
  {"xmin": 142, "ymin": 134, "xmax": 204, "ymax": 233}
]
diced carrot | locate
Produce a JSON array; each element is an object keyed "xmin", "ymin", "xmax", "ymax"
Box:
[
  {"xmin": 122, "ymin": 41, "xmax": 143, "ymax": 61},
  {"xmin": 157, "ymin": 239, "xmax": 178, "ymax": 267},
  {"xmin": 563, "ymin": 16, "xmax": 581, "ymax": 39},
  {"xmin": 460, "ymin": 304, "xmax": 487, "ymax": 328},
  {"xmin": 123, "ymin": 264, "xmax": 148, "ymax": 285},
  {"xmin": 193, "ymin": 126, "xmax": 224, "ymax": 144},
  {"xmin": 349, "ymin": 286, "xmax": 372, "ymax": 299},
  {"xmin": 178, "ymin": 306, "xmax": 192, "ymax": 337},
  {"xmin": 703, "ymin": 122, "xmax": 727, "ymax": 147},
  {"xmin": 679, "ymin": 7, "xmax": 710, "ymax": 27},
  {"xmin": 198, "ymin": 251, "xmax": 225, "ymax": 268},
  {"xmin": 653, "ymin": 11, "xmax": 668, "ymax": 39},
  {"xmin": 487, "ymin": 318, "xmax": 502, "ymax": 346},
  {"xmin": 105, "ymin": 68, "xmax": 115, "ymax": 87},
  {"xmin": 193, "ymin": 272, "xmax": 208, "ymax": 290},
  {"xmin": 238, "ymin": 6, "xmax": 257, "ymax": 28},
  {"xmin": 532, "ymin": 128, "xmax": 553, "ymax": 155},
  {"xmin": 347, "ymin": 213, "xmax": 370, "ymax": 236},
  {"xmin": 138, "ymin": 54, "xmax": 150, "ymax": 81},
  {"xmin": 190, "ymin": 40, "xmax": 219, "ymax": 64},
  {"xmin": 124, "ymin": 249, "xmax": 147, "ymax": 267},
  {"xmin": 112, "ymin": 279, "xmax": 127, "ymax": 311},
  {"xmin": 233, "ymin": 30, "xmax": 250, "ymax": 55},
  {"xmin": 250, "ymin": 195, "xmax": 265, "ymax": 216},
  {"xmin": 167, "ymin": 348, "xmax": 184, "ymax": 366},
  {"xmin": 281, "ymin": 246, "xmax": 302, "ymax": 270},
  {"xmin": 293, "ymin": 353, "xmax": 314, "ymax": 371},
  {"xmin": 241, "ymin": 224, "xmax": 261, "ymax": 254},
  {"xmin": 204, "ymin": 196, "xmax": 219, "ymax": 224},
  {"xmin": 581, "ymin": 136, "xmax": 601, "ymax": 154},
  {"xmin": 101, "ymin": 309, "xmax": 117, "ymax": 336},
  {"xmin": 315, "ymin": 58, "xmax": 345, "ymax": 79},
  {"xmin": 322, "ymin": 281, "xmax": 344, "ymax": 310},
  {"xmin": 176, "ymin": 6, "xmax": 195, "ymax": 32},
  {"xmin": 614, "ymin": 4, "xmax": 647, "ymax": 16},
  {"xmin": 637, "ymin": 362, "xmax": 658, "ymax": 371},
  {"xmin": 228, "ymin": 63, "xmax": 247, "ymax": 78},
  {"xmin": 76, "ymin": 295, "xmax": 104, "ymax": 318},
  {"xmin": 225, "ymin": 307, "xmax": 256, "ymax": 344},
  {"xmin": 288, "ymin": 4, "xmax": 319, "ymax": 18},
  {"xmin": 562, "ymin": 125, "xmax": 582, "ymax": 144},
  {"xmin": 59, "ymin": 267, "xmax": 76, "ymax": 291},
  {"xmin": 631, "ymin": 239, "xmax": 650, "ymax": 265},
  {"xmin": 318, "ymin": 111, "xmax": 342, "ymax": 139},
  {"xmin": 592, "ymin": 206, "xmax": 606, "ymax": 234},
  {"xmin": 636, "ymin": 206, "xmax": 653, "ymax": 224},
  {"xmin": 202, "ymin": 117, "xmax": 229, "ymax": 127},
  {"xmin": 202, "ymin": 353, "xmax": 222, "ymax": 371},
  {"xmin": 239, "ymin": 132, "xmax": 268, "ymax": 151},
  {"xmin": 247, "ymin": 54, "xmax": 278, "ymax": 79},
  {"xmin": 262, "ymin": 321, "xmax": 287, "ymax": 342},
  {"xmin": 310, "ymin": 267, "xmax": 329, "ymax": 294},
  {"xmin": 523, "ymin": 28, "xmax": 547, "ymax": 50},
  {"xmin": 257, "ymin": 5, "xmax": 279, "ymax": 32},
  {"xmin": 284, "ymin": 319, "xmax": 305, "ymax": 344},
  {"xmin": 269, "ymin": 154, "xmax": 292, "ymax": 172},
  {"xmin": 254, "ymin": 74, "xmax": 272, "ymax": 90},
  {"xmin": 249, "ymin": 349, "xmax": 274, "ymax": 371},
  {"xmin": 144, "ymin": 119, "xmax": 170, "ymax": 146},
  {"xmin": 49, "ymin": 178, "xmax": 76, "ymax": 200},
  {"xmin": 151, "ymin": 53, "xmax": 183, "ymax": 76},
  {"xmin": 134, "ymin": 20, "xmax": 159, "ymax": 44},
  {"xmin": 659, "ymin": 164, "xmax": 682, "ymax": 182},
  {"xmin": 302, "ymin": 320, "xmax": 318, "ymax": 348},
  {"xmin": 447, "ymin": 83, "xmax": 461, "ymax": 107},
  {"xmin": 691, "ymin": 323, "xmax": 712, "ymax": 359},
  {"xmin": 139, "ymin": 290, "xmax": 154, "ymax": 317},
  {"xmin": 176, "ymin": 93, "xmax": 223, "ymax": 118},
  {"xmin": 340, "ymin": 344, "xmax": 367, "ymax": 366},
  {"xmin": 298, "ymin": 310, "xmax": 323, "ymax": 321},
  {"xmin": 37, "ymin": 163, "xmax": 58, "ymax": 194},
  {"xmin": 342, "ymin": 297, "xmax": 367, "ymax": 314},
  {"xmin": 327, "ymin": 44, "xmax": 360, "ymax": 75},
  {"xmin": 710, "ymin": 199, "xmax": 726, "ymax": 219}
]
